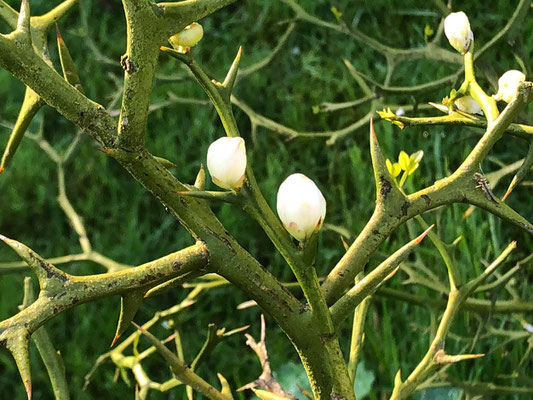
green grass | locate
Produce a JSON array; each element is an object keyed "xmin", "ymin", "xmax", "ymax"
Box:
[{"xmin": 1, "ymin": 0, "xmax": 532, "ymax": 399}]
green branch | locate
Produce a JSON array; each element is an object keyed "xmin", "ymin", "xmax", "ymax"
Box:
[
  {"xmin": 322, "ymin": 84, "xmax": 533, "ymax": 306},
  {"xmin": 0, "ymin": 237, "xmax": 208, "ymax": 398},
  {"xmin": 391, "ymin": 242, "xmax": 517, "ymax": 399},
  {"xmin": 133, "ymin": 322, "xmax": 231, "ymax": 400},
  {"xmin": 379, "ymin": 109, "xmax": 533, "ymax": 140},
  {"xmin": 331, "ymin": 226, "xmax": 432, "ymax": 329},
  {"xmin": 21, "ymin": 278, "xmax": 70, "ymax": 400}
]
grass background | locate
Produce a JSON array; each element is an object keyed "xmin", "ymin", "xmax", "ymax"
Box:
[{"xmin": 0, "ymin": 0, "xmax": 532, "ymax": 398}]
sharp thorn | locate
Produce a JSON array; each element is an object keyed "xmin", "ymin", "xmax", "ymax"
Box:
[
  {"xmin": 24, "ymin": 381, "xmax": 32, "ymax": 400},
  {"xmin": 370, "ymin": 118, "xmax": 376, "ymax": 139},
  {"xmin": 110, "ymin": 334, "xmax": 120, "ymax": 348},
  {"xmin": 55, "ymin": 23, "xmax": 63, "ymax": 40},
  {"xmin": 416, "ymin": 224, "xmax": 435, "ymax": 244},
  {"xmin": 502, "ymin": 187, "xmax": 512, "ymax": 202}
]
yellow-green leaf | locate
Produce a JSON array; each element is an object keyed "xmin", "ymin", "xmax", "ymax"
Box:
[
  {"xmin": 386, "ymin": 159, "xmax": 401, "ymax": 178},
  {"xmin": 410, "ymin": 150, "xmax": 424, "ymax": 164},
  {"xmin": 424, "ymin": 24, "xmax": 434, "ymax": 41},
  {"xmin": 398, "ymin": 151, "xmax": 410, "ymax": 171}
]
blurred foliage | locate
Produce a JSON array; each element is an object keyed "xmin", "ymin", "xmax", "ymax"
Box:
[{"xmin": 0, "ymin": 0, "xmax": 531, "ymax": 399}]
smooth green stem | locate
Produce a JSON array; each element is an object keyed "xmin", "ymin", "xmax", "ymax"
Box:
[
  {"xmin": 390, "ymin": 289, "xmax": 464, "ymax": 399},
  {"xmin": 57, "ymin": 165, "xmax": 92, "ymax": 254},
  {"xmin": 347, "ymin": 291, "xmax": 371, "ymax": 384},
  {"xmin": 463, "ymin": 50, "xmax": 499, "ymax": 123},
  {"xmin": 398, "ymin": 171, "xmax": 407, "ymax": 188},
  {"xmin": 414, "ymin": 216, "xmax": 461, "ymax": 290}
]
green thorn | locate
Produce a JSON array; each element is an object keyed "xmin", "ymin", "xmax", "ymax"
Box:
[
  {"xmin": 222, "ymin": 46, "xmax": 242, "ymax": 93},
  {"xmin": 111, "ymin": 290, "xmax": 145, "ymax": 347}
]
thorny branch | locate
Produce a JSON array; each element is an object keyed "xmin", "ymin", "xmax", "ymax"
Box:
[{"xmin": 0, "ymin": 0, "xmax": 532, "ymax": 399}]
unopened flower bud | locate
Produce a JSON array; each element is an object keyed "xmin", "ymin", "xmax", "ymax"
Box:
[
  {"xmin": 276, "ymin": 173, "xmax": 326, "ymax": 241},
  {"xmin": 444, "ymin": 12, "xmax": 473, "ymax": 54},
  {"xmin": 493, "ymin": 70, "xmax": 526, "ymax": 103},
  {"xmin": 207, "ymin": 137, "xmax": 247, "ymax": 190},
  {"xmin": 169, "ymin": 22, "xmax": 203, "ymax": 53},
  {"xmin": 455, "ymin": 96, "xmax": 482, "ymax": 115}
]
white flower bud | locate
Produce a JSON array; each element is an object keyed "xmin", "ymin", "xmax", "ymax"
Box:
[
  {"xmin": 493, "ymin": 70, "xmax": 526, "ymax": 103},
  {"xmin": 207, "ymin": 137, "xmax": 247, "ymax": 190},
  {"xmin": 444, "ymin": 12, "xmax": 473, "ymax": 54},
  {"xmin": 169, "ymin": 22, "xmax": 204, "ymax": 53},
  {"xmin": 455, "ymin": 96, "xmax": 482, "ymax": 115},
  {"xmin": 276, "ymin": 173, "xmax": 326, "ymax": 241}
]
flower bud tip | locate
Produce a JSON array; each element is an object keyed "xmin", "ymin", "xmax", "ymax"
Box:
[
  {"xmin": 0, "ymin": 234, "xmax": 6, "ymax": 241},
  {"xmin": 0, "ymin": 166, "xmax": 4, "ymax": 174}
]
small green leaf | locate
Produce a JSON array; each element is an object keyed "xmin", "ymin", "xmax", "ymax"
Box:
[
  {"xmin": 330, "ymin": 6, "xmax": 343, "ymax": 21},
  {"xmin": 377, "ymin": 107, "xmax": 394, "ymax": 120},
  {"xmin": 424, "ymin": 24, "xmax": 434, "ymax": 41},
  {"xmin": 406, "ymin": 163, "xmax": 420, "ymax": 175},
  {"xmin": 386, "ymin": 159, "xmax": 401, "ymax": 178},
  {"xmin": 377, "ymin": 108, "xmax": 406, "ymax": 129},
  {"xmin": 403, "ymin": 150, "xmax": 424, "ymax": 175},
  {"xmin": 410, "ymin": 150, "xmax": 424, "ymax": 164},
  {"xmin": 386, "ymin": 159, "xmax": 393, "ymax": 174}
]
